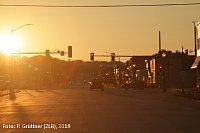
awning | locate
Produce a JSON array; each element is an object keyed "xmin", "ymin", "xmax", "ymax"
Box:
[{"xmin": 191, "ymin": 56, "xmax": 200, "ymax": 69}]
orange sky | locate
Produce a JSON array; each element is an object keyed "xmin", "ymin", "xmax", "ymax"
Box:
[{"xmin": 0, "ymin": 0, "xmax": 200, "ymax": 61}]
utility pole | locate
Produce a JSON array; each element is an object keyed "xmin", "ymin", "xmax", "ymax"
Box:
[
  {"xmin": 159, "ymin": 31, "xmax": 161, "ymax": 52},
  {"xmin": 193, "ymin": 21, "xmax": 197, "ymax": 57},
  {"xmin": 181, "ymin": 46, "xmax": 184, "ymax": 93},
  {"xmin": 158, "ymin": 31, "xmax": 162, "ymax": 89}
]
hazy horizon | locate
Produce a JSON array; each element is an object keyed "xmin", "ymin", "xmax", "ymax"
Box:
[{"xmin": 0, "ymin": 0, "xmax": 200, "ymax": 61}]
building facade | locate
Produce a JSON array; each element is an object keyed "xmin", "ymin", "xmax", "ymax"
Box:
[{"xmin": 151, "ymin": 54, "xmax": 196, "ymax": 89}]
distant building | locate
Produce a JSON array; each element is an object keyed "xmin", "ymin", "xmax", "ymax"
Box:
[
  {"xmin": 150, "ymin": 54, "xmax": 196, "ymax": 89},
  {"xmin": 129, "ymin": 56, "xmax": 152, "ymax": 86}
]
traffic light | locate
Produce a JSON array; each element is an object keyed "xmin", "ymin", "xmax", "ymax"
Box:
[
  {"xmin": 45, "ymin": 50, "xmax": 50, "ymax": 57},
  {"xmin": 68, "ymin": 46, "xmax": 72, "ymax": 58},
  {"xmin": 90, "ymin": 53, "xmax": 94, "ymax": 61},
  {"xmin": 185, "ymin": 49, "xmax": 188, "ymax": 55},
  {"xmin": 111, "ymin": 53, "xmax": 115, "ymax": 61},
  {"xmin": 61, "ymin": 51, "xmax": 65, "ymax": 56}
]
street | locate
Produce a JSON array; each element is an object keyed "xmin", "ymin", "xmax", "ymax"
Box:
[{"xmin": 1, "ymin": 86, "xmax": 200, "ymax": 133}]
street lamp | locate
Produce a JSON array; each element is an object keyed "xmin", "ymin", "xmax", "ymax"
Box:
[
  {"xmin": 10, "ymin": 24, "xmax": 33, "ymax": 90},
  {"xmin": 11, "ymin": 24, "xmax": 34, "ymax": 35},
  {"xmin": 162, "ymin": 53, "xmax": 166, "ymax": 58},
  {"xmin": 11, "ymin": 24, "xmax": 34, "ymax": 63},
  {"xmin": 162, "ymin": 53, "xmax": 166, "ymax": 92},
  {"xmin": 28, "ymin": 65, "xmax": 32, "ymax": 89},
  {"xmin": 132, "ymin": 63, "xmax": 136, "ymax": 81}
]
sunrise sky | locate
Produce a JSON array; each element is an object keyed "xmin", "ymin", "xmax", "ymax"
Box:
[{"xmin": 0, "ymin": 0, "xmax": 200, "ymax": 61}]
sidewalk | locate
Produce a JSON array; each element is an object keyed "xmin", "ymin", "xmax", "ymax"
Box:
[
  {"xmin": 167, "ymin": 87, "xmax": 200, "ymax": 100},
  {"xmin": 0, "ymin": 90, "xmax": 9, "ymax": 97}
]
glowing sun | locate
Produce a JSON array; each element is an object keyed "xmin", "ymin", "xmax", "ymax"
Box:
[{"xmin": 0, "ymin": 34, "xmax": 20, "ymax": 55}]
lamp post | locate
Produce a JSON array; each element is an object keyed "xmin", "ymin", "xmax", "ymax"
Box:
[
  {"xmin": 10, "ymin": 24, "xmax": 33, "ymax": 91},
  {"xmin": 162, "ymin": 53, "xmax": 166, "ymax": 92},
  {"xmin": 35, "ymin": 67, "xmax": 38, "ymax": 89},
  {"xmin": 28, "ymin": 65, "xmax": 32, "ymax": 89},
  {"xmin": 133, "ymin": 63, "xmax": 136, "ymax": 81},
  {"xmin": 11, "ymin": 24, "xmax": 34, "ymax": 63},
  {"xmin": 11, "ymin": 24, "xmax": 34, "ymax": 36}
]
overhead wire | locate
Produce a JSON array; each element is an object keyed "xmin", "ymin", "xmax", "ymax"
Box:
[{"xmin": 0, "ymin": 2, "xmax": 200, "ymax": 8}]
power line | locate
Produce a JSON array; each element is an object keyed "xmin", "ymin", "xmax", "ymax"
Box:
[{"xmin": 0, "ymin": 2, "xmax": 200, "ymax": 8}]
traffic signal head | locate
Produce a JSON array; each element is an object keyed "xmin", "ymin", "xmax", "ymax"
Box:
[
  {"xmin": 185, "ymin": 49, "xmax": 188, "ymax": 55},
  {"xmin": 68, "ymin": 46, "xmax": 72, "ymax": 58},
  {"xmin": 61, "ymin": 51, "xmax": 65, "ymax": 56},
  {"xmin": 111, "ymin": 53, "xmax": 115, "ymax": 61},
  {"xmin": 90, "ymin": 53, "xmax": 94, "ymax": 61},
  {"xmin": 45, "ymin": 50, "xmax": 50, "ymax": 57}
]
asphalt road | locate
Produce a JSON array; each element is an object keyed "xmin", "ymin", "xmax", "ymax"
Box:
[{"xmin": 0, "ymin": 86, "xmax": 200, "ymax": 133}]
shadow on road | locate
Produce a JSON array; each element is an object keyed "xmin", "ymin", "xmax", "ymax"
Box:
[
  {"xmin": 9, "ymin": 89, "xmax": 16, "ymax": 100},
  {"xmin": 95, "ymin": 87, "xmax": 135, "ymax": 99},
  {"xmin": 35, "ymin": 90, "xmax": 45, "ymax": 93},
  {"xmin": 48, "ymin": 89, "xmax": 68, "ymax": 96}
]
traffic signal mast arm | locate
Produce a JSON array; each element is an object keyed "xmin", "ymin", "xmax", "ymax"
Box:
[
  {"xmin": 94, "ymin": 54, "xmax": 134, "ymax": 57},
  {"xmin": 12, "ymin": 46, "xmax": 72, "ymax": 58},
  {"xmin": 90, "ymin": 52, "xmax": 134, "ymax": 61},
  {"xmin": 12, "ymin": 51, "xmax": 69, "ymax": 55}
]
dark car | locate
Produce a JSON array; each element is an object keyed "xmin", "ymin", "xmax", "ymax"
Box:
[
  {"xmin": 121, "ymin": 80, "xmax": 146, "ymax": 90},
  {"xmin": 131, "ymin": 80, "xmax": 146, "ymax": 89},
  {"xmin": 89, "ymin": 78, "xmax": 104, "ymax": 91}
]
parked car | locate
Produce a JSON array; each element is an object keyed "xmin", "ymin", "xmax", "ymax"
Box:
[
  {"xmin": 89, "ymin": 78, "xmax": 104, "ymax": 91},
  {"xmin": 121, "ymin": 80, "xmax": 146, "ymax": 90},
  {"xmin": 131, "ymin": 80, "xmax": 146, "ymax": 89}
]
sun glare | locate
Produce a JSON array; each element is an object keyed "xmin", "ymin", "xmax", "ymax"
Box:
[{"xmin": 0, "ymin": 34, "xmax": 20, "ymax": 55}]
